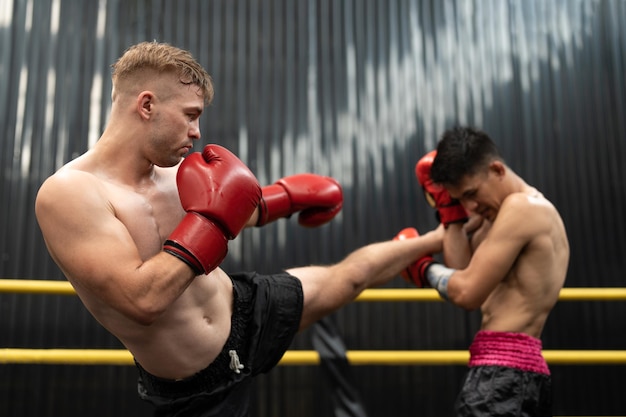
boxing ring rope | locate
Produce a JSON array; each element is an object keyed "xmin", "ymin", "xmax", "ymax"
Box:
[
  {"xmin": 3, "ymin": 348, "xmax": 626, "ymax": 366},
  {"xmin": 3, "ymin": 279, "xmax": 626, "ymax": 301},
  {"xmin": 2, "ymin": 279, "xmax": 626, "ymax": 366}
]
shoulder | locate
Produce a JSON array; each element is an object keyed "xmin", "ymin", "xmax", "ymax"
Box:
[
  {"xmin": 501, "ymin": 191, "xmax": 556, "ymax": 217},
  {"xmin": 38, "ymin": 166, "xmax": 101, "ymax": 201},
  {"xmin": 495, "ymin": 191, "xmax": 557, "ymax": 238},
  {"xmin": 501, "ymin": 191, "xmax": 535, "ymax": 207},
  {"xmin": 36, "ymin": 160, "xmax": 110, "ymax": 221}
]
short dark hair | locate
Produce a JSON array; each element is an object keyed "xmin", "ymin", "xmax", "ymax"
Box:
[{"xmin": 430, "ymin": 126, "xmax": 502, "ymax": 186}]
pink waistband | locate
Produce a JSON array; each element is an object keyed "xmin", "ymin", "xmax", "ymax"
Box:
[{"xmin": 468, "ymin": 330, "xmax": 550, "ymax": 375}]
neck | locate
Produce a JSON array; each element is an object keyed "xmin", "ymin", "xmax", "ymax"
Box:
[
  {"xmin": 502, "ymin": 167, "xmax": 528, "ymax": 194},
  {"xmin": 91, "ymin": 130, "xmax": 156, "ymax": 186}
]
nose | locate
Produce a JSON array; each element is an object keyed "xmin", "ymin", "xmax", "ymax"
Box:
[
  {"xmin": 461, "ymin": 198, "xmax": 478, "ymax": 212},
  {"xmin": 189, "ymin": 120, "xmax": 201, "ymax": 140}
]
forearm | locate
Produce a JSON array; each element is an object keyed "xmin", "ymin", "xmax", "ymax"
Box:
[
  {"xmin": 466, "ymin": 216, "xmax": 491, "ymax": 251},
  {"xmin": 107, "ymin": 253, "xmax": 197, "ymax": 325},
  {"xmin": 425, "ymin": 264, "xmax": 486, "ymax": 310},
  {"xmin": 443, "ymin": 223, "xmax": 472, "ymax": 268}
]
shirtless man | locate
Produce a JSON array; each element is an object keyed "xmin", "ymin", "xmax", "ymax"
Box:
[
  {"xmin": 34, "ymin": 41, "xmax": 442, "ymax": 416},
  {"xmin": 398, "ymin": 126, "xmax": 569, "ymax": 416}
]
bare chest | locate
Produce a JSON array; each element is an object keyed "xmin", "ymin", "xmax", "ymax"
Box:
[{"xmin": 106, "ymin": 181, "xmax": 184, "ymax": 261}]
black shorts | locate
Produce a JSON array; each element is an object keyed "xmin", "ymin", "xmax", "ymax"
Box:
[
  {"xmin": 455, "ymin": 365, "xmax": 552, "ymax": 417},
  {"xmin": 136, "ymin": 271, "xmax": 304, "ymax": 417},
  {"xmin": 455, "ymin": 331, "xmax": 552, "ymax": 416}
]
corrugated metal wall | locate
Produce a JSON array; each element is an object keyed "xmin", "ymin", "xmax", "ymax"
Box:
[{"xmin": 1, "ymin": 0, "xmax": 625, "ymax": 415}]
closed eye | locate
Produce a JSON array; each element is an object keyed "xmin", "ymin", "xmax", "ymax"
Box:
[
  {"xmin": 463, "ymin": 190, "xmax": 477, "ymax": 199},
  {"xmin": 185, "ymin": 106, "xmax": 203, "ymax": 121}
]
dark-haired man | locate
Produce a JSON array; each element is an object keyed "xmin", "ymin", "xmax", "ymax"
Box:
[{"xmin": 400, "ymin": 126, "xmax": 569, "ymax": 416}]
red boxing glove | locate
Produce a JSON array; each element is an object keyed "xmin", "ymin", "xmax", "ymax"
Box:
[
  {"xmin": 394, "ymin": 227, "xmax": 435, "ymax": 288},
  {"xmin": 415, "ymin": 150, "xmax": 468, "ymax": 227},
  {"xmin": 256, "ymin": 174, "xmax": 343, "ymax": 227},
  {"xmin": 164, "ymin": 145, "xmax": 261, "ymax": 274}
]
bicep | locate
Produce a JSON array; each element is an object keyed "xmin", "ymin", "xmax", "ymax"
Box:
[
  {"xmin": 36, "ymin": 178, "xmax": 144, "ymax": 301},
  {"xmin": 36, "ymin": 172, "xmax": 198, "ymax": 324}
]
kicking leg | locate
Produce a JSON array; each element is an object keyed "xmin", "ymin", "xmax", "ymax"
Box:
[{"xmin": 287, "ymin": 229, "xmax": 442, "ymax": 330}]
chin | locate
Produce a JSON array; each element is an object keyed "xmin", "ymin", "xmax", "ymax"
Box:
[{"xmin": 158, "ymin": 157, "xmax": 182, "ymax": 168}]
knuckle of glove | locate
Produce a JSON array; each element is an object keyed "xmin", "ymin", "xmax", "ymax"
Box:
[
  {"xmin": 201, "ymin": 144, "xmax": 225, "ymax": 161},
  {"xmin": 179, "ymin": 146, "xmax": 261, "ymax": 238},
  {"xmin": 281, "ymin": 174, "xmax": 343, "ymax": 209},
  {"xmin": 298, "ymin": 203, "xmax": 343, "ymax": 227},
  {"xmin": 395, "ymin": 227, "xmax": 419, "ymax": 240},
  {"xmin": 296, "ymin": 176, "xmax": 343, "ymax": 227}
]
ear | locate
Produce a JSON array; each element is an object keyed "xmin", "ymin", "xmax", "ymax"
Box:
[
  {"xmin": 489, "ymin": 160, "xmax": 506, "ymax": 178},
  {"xmin": 136, "ymin": 91, "xmax": 154, "ymax": 120}
]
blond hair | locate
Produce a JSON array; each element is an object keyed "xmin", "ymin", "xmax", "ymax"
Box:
[{"xmin": 112, "ymin": 41, "xmax": 214, "ymax": 103}]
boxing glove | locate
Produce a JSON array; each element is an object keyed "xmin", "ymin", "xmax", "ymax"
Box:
[
  {"xmin": 415, "ymin": 150, "xmax": 468, "ymax": 227},
  {"xmin": 393, "ymin": 227, "xmax": 435, "ymax": 288},
  {"xmin": 256, "ymin": 174, "xmax": 343, "ymax": 227},
  {"xmin": 164, "ymin": 145, "xmax": 261, "ymax": 274}
]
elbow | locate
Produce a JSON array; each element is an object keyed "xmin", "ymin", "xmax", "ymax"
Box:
[
  {"xmin": 449, "ymin": 295, "xmax": 482, "ymax": 311},
  {"xmin": 125, "ymin": 301, "xmax": 166, "ymax": 326},
  {"xmin": 458, "ymin": 300, "xmax": 482, "ymax": 312},
  {"xmin": 447, "ymin": 281, "xmax": 483, "ymax": 311}
]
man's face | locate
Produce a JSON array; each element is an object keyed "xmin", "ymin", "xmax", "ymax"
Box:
[
  {"xmin": 149, "ymin": 81, "xmax": 205, "ymax": 167},
  {"xmin": 446, "ymin": 163, "xmax": 504, "ymax": 222}
]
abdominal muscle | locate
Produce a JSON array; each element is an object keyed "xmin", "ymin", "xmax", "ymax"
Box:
[
  {"xmin": 479, "ymin": 278, "xmax": 554, "ymax": 339},
  {"xmin": 87, "ymin": 268, "xmax": 234, "ymax": 380},
  {"xmin": 103, "ymin": 170, "xmax": 234, "ymax": 378}
]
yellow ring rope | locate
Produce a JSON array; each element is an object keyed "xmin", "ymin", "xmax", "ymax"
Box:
[
  {"xmin": 2, "ymin": 348, "xmax": 626, "ymax": 366},
  {"xmin": 2, "ymin": 279, "xmax": 626, "ymax": 301},
  {"xmin": 2, "ymin": 280, "xmax": 624, "ymax": 366}
]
